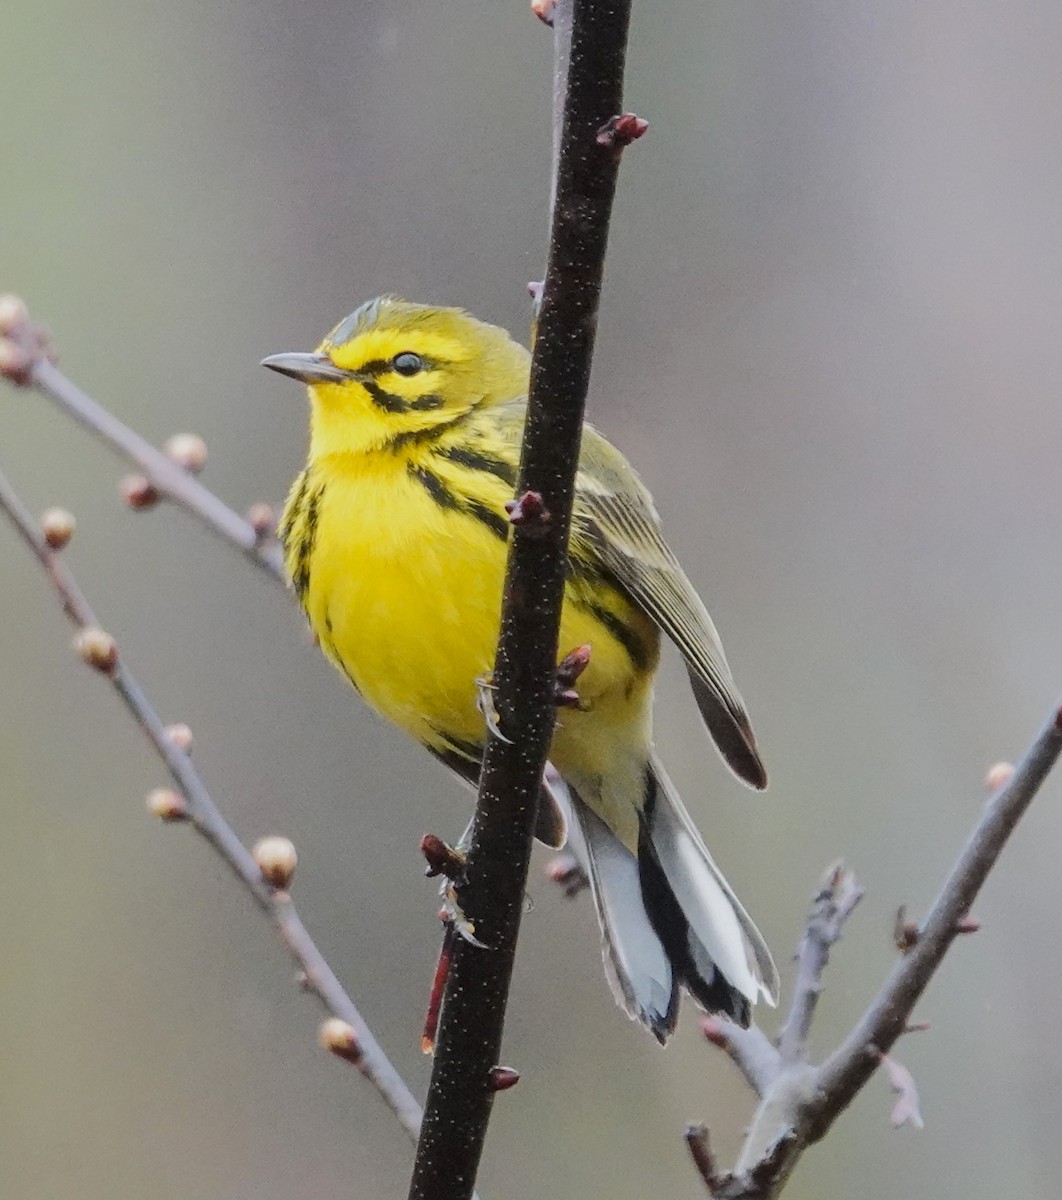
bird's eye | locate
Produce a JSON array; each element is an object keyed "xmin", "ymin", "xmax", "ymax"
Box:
[{"xmin": 392, "ymin": 352, "xmax": 424, "ymax": 377}]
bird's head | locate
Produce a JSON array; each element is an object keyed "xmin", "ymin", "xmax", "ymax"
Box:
[{"xmin": 263, "ymin": 297, "xmax": 531, "ymax": 458}]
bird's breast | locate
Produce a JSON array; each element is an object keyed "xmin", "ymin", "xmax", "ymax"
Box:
[{"xmin": 300, "ymin": 457, "xmax": 508, "ymax": 752}]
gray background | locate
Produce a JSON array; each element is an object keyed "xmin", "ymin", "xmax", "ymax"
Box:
[{"xmin": 4, "ymin": 2, "xmax": 1061, "ymax": 1197}]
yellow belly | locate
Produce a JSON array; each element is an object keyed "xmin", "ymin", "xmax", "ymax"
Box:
[{"xmin": 301, "ymin": 456, "xmax": 658, "ymax": 784}]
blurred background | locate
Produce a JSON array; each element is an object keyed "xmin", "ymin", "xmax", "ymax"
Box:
[{"xmin": 4, "ymin": 1, "xmax": 1062, "ymax": 1196}]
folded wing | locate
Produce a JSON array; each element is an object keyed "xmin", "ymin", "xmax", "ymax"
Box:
[{"xmin": 572, "ymin": 426, "xmax": 767, "ymax": 790}]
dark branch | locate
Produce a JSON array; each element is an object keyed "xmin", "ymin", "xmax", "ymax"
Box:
[
  {"xmin": 407, "ymin": 3, "xmax": 635, "ymax": 1197},
  {"xmin": 685, "ymin": 1125, "xmax": 723, "ymax": 1196}
]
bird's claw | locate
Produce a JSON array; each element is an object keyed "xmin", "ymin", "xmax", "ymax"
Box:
[
  {"xmin": 440, "ymin": 879, "xmax": 488, "ymax": 948},
  {"xmin": 476, "ymin": 674, "xmax": 513, "ymax": 743}
]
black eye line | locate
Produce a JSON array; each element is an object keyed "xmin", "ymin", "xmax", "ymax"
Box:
[{"xmin": 353, "ymin": 355, "xmax": 441, "ymax": 378}]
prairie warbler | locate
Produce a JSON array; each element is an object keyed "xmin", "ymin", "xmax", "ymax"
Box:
[{"xmin": 264, "ymin": 297, "xmax": 777, "ymax": 1041}]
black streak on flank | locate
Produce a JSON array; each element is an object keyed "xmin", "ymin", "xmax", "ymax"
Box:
[
  {"xmin": 410, "ymin": 464, "xmax": 463, "ymax": 513},
  {"xmin": 293, "ymin": 483, "xmax": 325, "ymax": 601},
  {"xmin": 279, "ymin": 471, "xmax": 309, "ymax": 548},
  {"xmin": 467, "ymin": 499, "xmax": 510, "ymax": 542},
  {"xmin": 585, "ymin": 600, "xmax": 651, "ymax": 670},
  {"xmin": 409, "ymin": 464, "xmax": 510, "ymax": 542},
  {"xmin": 438, "ymin": 444, "xmax": 518, "ymax": 487}
]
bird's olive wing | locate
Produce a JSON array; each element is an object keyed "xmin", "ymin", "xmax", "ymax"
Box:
[{"xmin": 572, "ymin": 426, "xmax": 767, "ymax": 789}]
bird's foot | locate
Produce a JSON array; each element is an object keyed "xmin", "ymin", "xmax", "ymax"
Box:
[
  {"xmin": 440, "ymin": 879, "xmax": 487, "ymax": 948},
  {"xmin": 475, "ymin": 674, "xmax": 513, "ymax": 743}
]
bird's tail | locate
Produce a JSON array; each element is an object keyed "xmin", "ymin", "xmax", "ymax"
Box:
[{"xmin": 550, "ymin": 757, "xmax": 778, "ymax": 1043}]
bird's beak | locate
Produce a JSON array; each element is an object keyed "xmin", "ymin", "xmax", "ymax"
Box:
[{"xmin": 261, "ymin": 352, "xmax": 352, "ymax": 385}]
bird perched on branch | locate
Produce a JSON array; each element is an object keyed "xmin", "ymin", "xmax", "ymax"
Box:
[{"xmin": 264, "ymin": 297, "xmax": 778, "ymax": 1041}]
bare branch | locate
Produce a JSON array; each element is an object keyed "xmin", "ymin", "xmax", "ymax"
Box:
[
  {"xmin": 774, "ymin": 863, "xmax": 863, "ymax": 1065},
  {"xmin": 0, "ymin": 300, "xmax": 284, "ymax": 582},
  {"xmin": 0, "ymin": 466, "xmax": 423, "ymax": 1144},
  {"xmin": 700, "ymin": 1017, "xmax": 780, "ymax": 1100},
  {"xmin": 810, "ymin": 705, "xmax": 1062, "ymax": 1133},
  {"xmin": 685, "ymin": 1125, "xmax": 723, "ymax": 1196},
  {"xmin": 407, "ymin": 2, "xmax": 637, "ymax": 1197},
  {"xmin": 690, "ymin": 704, "xmax": 1062, "ymax": 1199}
]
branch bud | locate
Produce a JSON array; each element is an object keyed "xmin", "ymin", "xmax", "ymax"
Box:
[
  {"xmin": 164, "ymin": 722, "xmax": 194, "ymax": 752},
  {"xmin": 40, "ymin": 507, "xmax": 76, "ymax": 550},
  {"xmin": 505, "ymin": 490, "xmax": 551, "ymax": 531},
  {"xmin": 74, "ymin": 627, "xmax": 118, "ymax": 674},
  {"xmin": 555, "ymin": 643, "xmax": 592, "ymax": 708},
  {"xmin": 120, "ymin": 474, "xmax": 160, "ymax": 510},
  {"xmin": 0, "ymin": 297, "xmax": 52, "ymax": 384},
  {"xmin": 893, "ymin": 905, "xmax": 920, "ymax": 953},
  {"xmin": 246, "ymin": 502, "xmax": 277, "ymax": 541},
  {"xmin": 0, "ymin": 294, "xmax": 29, "ymax": 333},
  {"xmin": 487, "ymin": 1065, "xmax": 520, "ymax": 1092},
  {"xmin": 596, "ymin": 113, "xmax": 649, "ymax": 149},
  {"xmin": 420, "ymin": 833, "xmax": 466, "ymax": 880},
  {"xmin": 146, "ymin": 787, "xmax": 188, "ymax": 821},
  {"xmin": 164, "ymin": 432, "xmax": 208, "ymax": 474},
  {"xmin": 0, "ymin": 338, "xmax": 32, "ymax": 385},
  {"xmin": 700, "ymin": 1016, "xmax": 732, "ymax": 1050},
  {"xmin": 985, "ymin": 761, "xmax": 1014, "ymax": 791},
  {"xmin": 253, "ymin": 835, "xmax": 298, "ymax": 889},
  {"xmin": 319, "ymin": 1017, "xmax": 362, "ymax": 1064}
]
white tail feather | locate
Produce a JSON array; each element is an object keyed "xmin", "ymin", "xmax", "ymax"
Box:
[
  {"xmin": 545, "ymin": 767, "xmax": 677, "ymax": 1036},
  {"xmin": 648, "ymin": 758, "xmax": 779, "ymax": 1006},
  {"xmin": 542, "ymin": 759, "xmax": 778, "ymax": 1042}
]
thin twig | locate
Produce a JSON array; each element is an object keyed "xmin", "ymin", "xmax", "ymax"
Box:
[
  {"xmin": 700, "ymin": 1017, "xmax": 780, "ymax": 1100},
  {"xmin": 0, "ymin": 464, "xmax": 423, "ymax": 1144},
  {"xmin": 0, "ymin": 316, "xmax": 284, "ymax": 583},
  {"xmin": 774, "ymin": 863, "xmax": 863, "ymax": 1065},
  {"xmin": 34, "ymin": 358, "xmax": 285, "ymax": 578},
  {"xmin": 809, "ymin": 704, "xmax": 1062, "ymax": 1131},
  {"xmin": 684, "ymin": 1125, "xmax": 723, "ymax": 1196},
  {"xmin": 694, "ymin": 704, "xmax": 1062, "ymax": 1199},
  {"xmin": 407, "ymin": 2, "xmax": 637, "ymax": 1198}
]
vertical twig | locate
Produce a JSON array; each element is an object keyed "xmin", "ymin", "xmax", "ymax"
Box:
[{"xmin": 407, "ymin": 2, "xmax": 637, "ymax": 1198}]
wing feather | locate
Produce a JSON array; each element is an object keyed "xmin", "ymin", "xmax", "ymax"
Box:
[
  {"xmin": 481, "ymin": 402, "xmax": 766, "ymax": 789},
  {"xmin": 572, "ymin": 426, "xmax": 767, "ymax": 789}
]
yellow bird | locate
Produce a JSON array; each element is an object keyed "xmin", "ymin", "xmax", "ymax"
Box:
[{"xmin": 264, "ymin": 297, "xmax": 778, "ymax": 1041}]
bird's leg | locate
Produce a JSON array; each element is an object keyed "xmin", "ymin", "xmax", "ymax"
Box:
[{"xmin": 429, "ymin": 813, "xmax": 485, "ymax": 948}]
